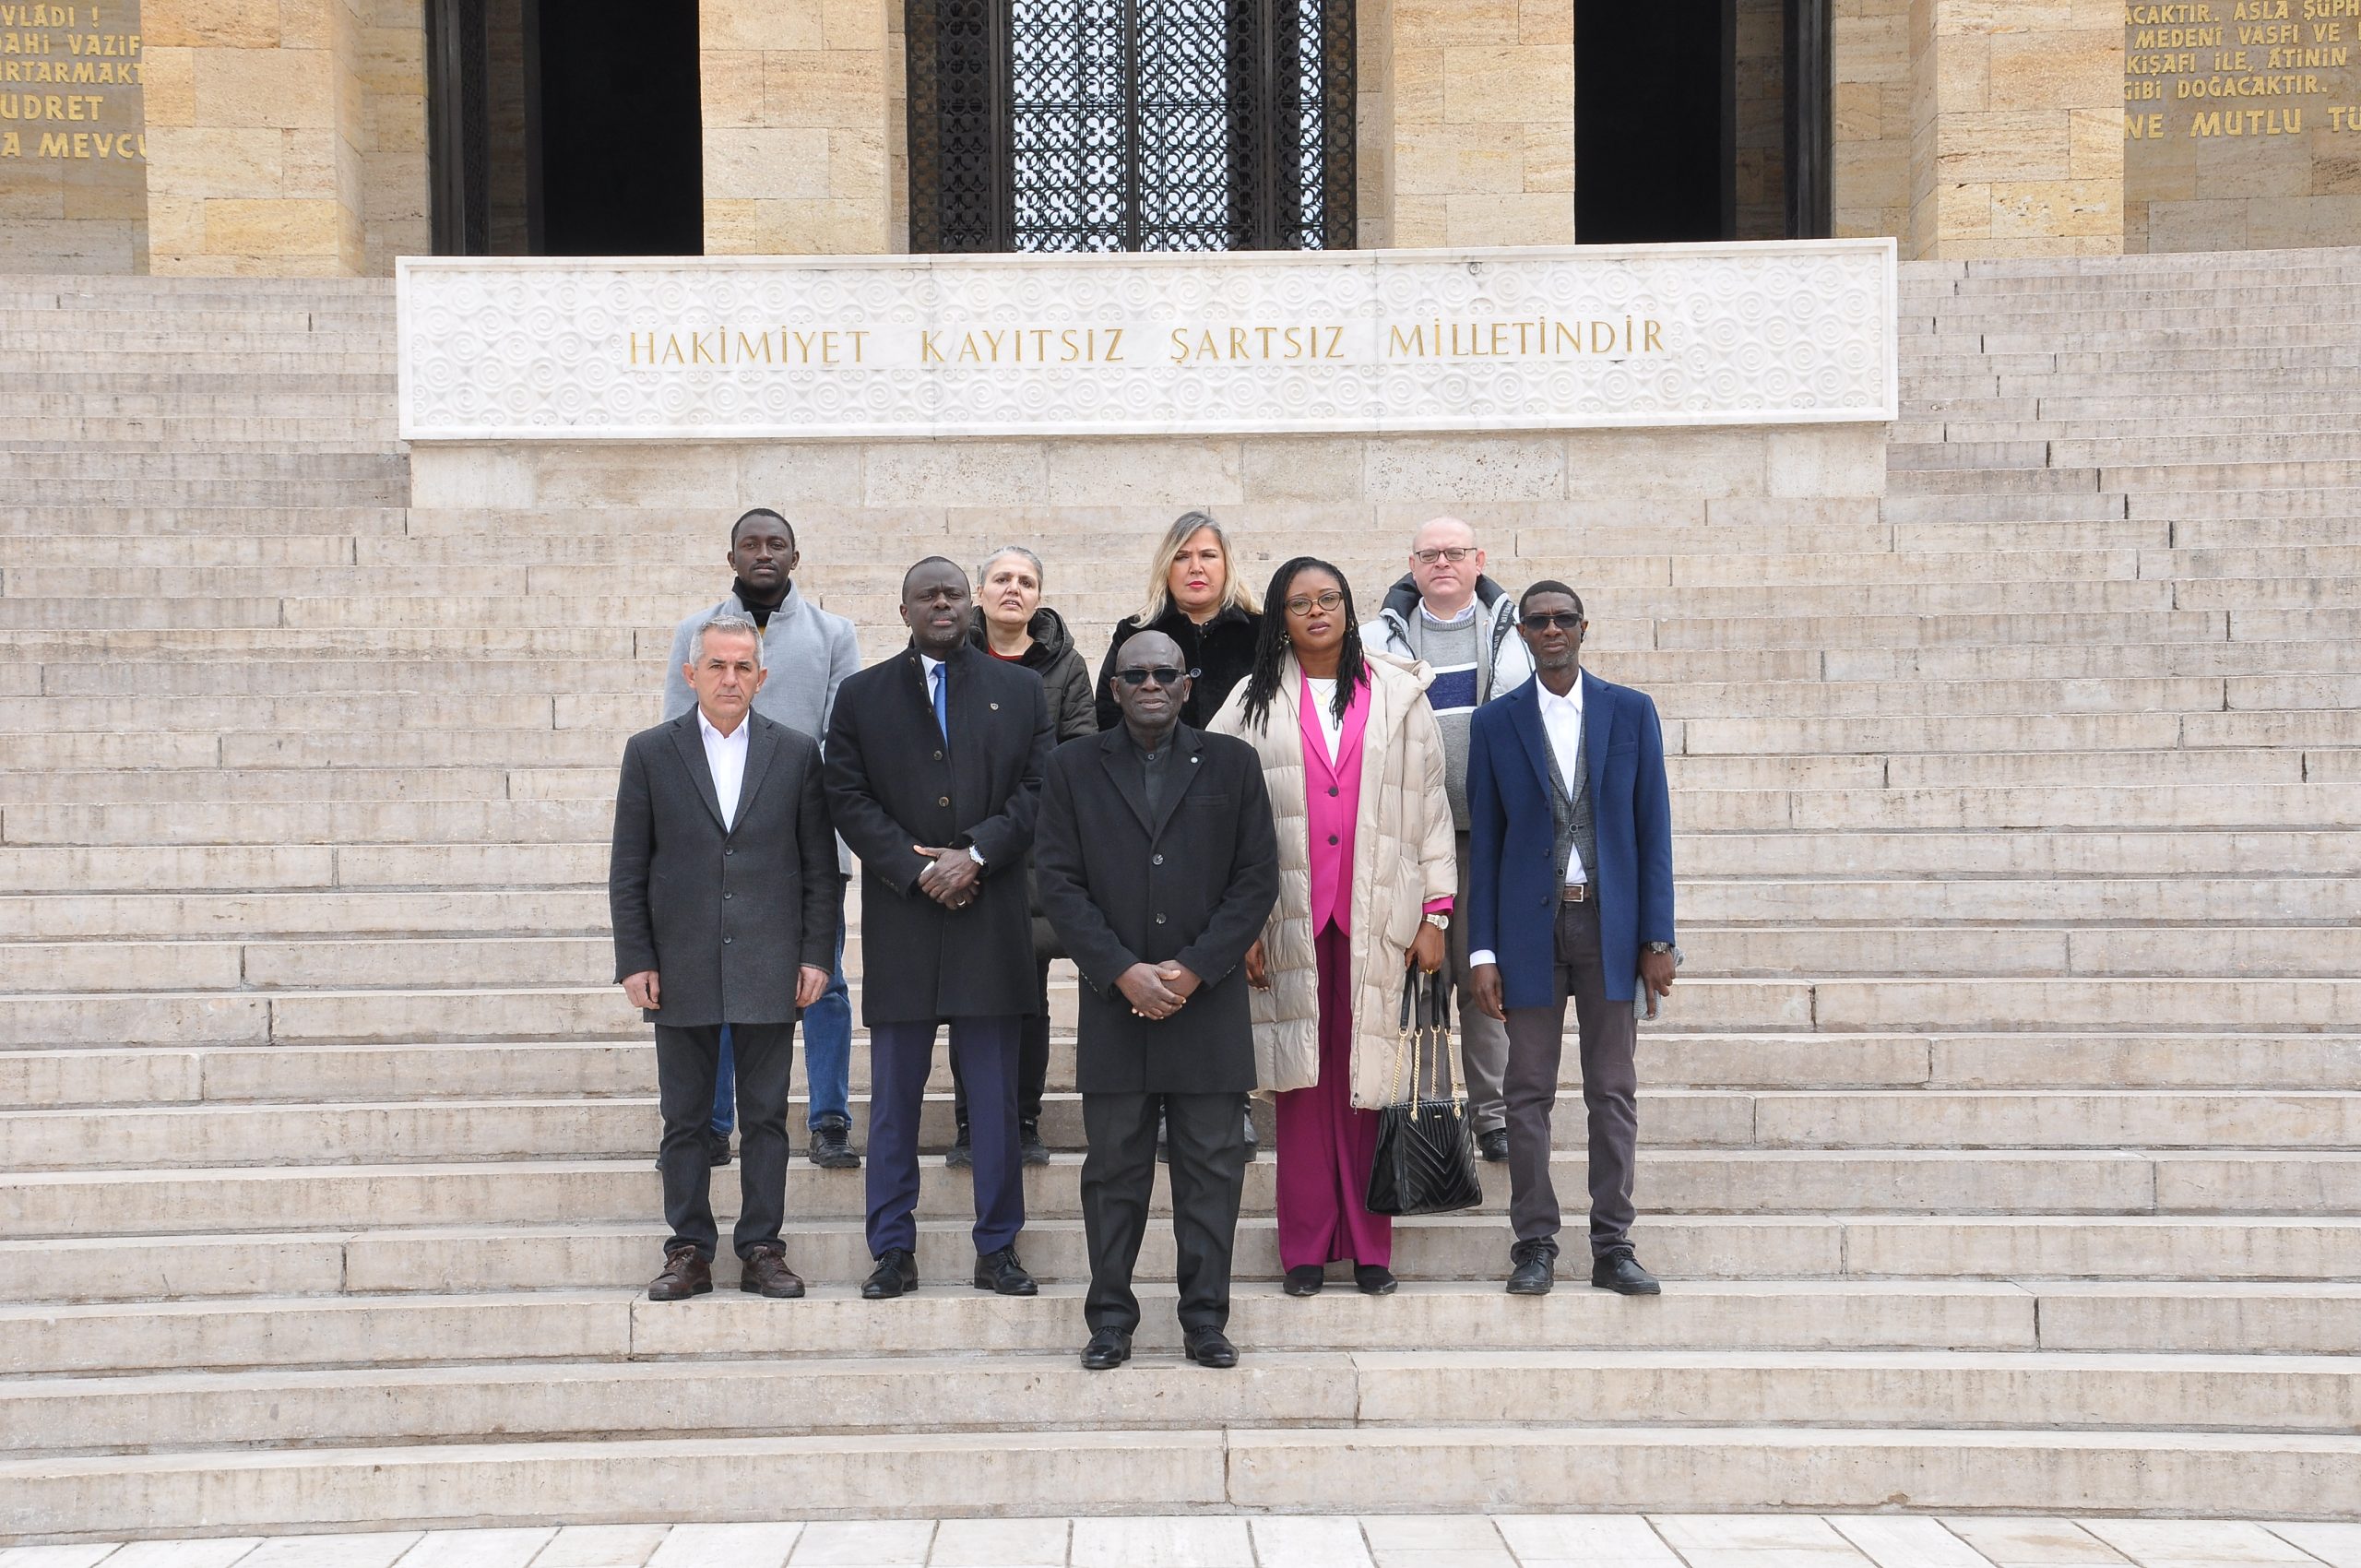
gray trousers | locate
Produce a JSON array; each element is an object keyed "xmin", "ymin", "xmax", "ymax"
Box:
[
  {"xmin": 1501, "ymin": 897, "xmax": 1639, "ymax": 1257},
  {"xmin": 1450, "ymin": 831, "xmax": 1515, "ymax": 1134}
]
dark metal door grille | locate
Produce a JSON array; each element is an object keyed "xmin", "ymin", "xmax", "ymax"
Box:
[{"xmin": 908, "ymin": 0, "xmax": 1353, "ymax": 254}]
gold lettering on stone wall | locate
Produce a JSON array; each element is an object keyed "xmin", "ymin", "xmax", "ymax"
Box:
[
  {"xmin": 2126, "ymin": 0, "xmax": 2361, "ymax": 247},
  {"xmin": 619, "ymin": 318, "xmax": 1675, "ymax": 374},
  {"xmin": 0, "ymin": 1, "xmax": 142, "ymax": 272}
]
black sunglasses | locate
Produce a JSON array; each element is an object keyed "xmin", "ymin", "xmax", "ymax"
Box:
[
  {"xmin": 1116, "ymin": 666, "xmax": 1195, "ymax": 687},
  {"xmin": 1521, "ymin": 612, "xmax": 1584, "ymax": 632}
]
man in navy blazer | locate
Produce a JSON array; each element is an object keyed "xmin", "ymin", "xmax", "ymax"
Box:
[{"xmin": 1465, "ymin": 581, "xmax": 1676, "ymax": 1297}]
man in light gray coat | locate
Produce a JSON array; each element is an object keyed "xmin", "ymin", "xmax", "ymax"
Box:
[
  {"xmin": 1360, "ymin": 516, "xmax": 1534, "ymax": 1160},
  {"xmin": 662, "ymin": 508, "xmax": 864, "ymax": 1168}
]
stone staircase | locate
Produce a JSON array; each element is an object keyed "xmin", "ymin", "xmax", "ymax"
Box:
[{"xmin": 2, "ymin": 254, "xmax": 2358, "ymax": 1540}]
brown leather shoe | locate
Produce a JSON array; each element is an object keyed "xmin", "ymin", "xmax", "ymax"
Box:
[
  {"xmin": 739, "ymin": 1243, "xmax": 805, "ymax": 1299},
  {"xmin": 648, "ymin": 1244, "xmax": 712, "ymax": 1301}
]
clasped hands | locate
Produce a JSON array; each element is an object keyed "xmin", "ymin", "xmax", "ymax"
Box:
[
  {"xmin": 912, "ymin": 843, "xmax": 979, "ymax": 909},
  {"xmin": 1117, "ymin": 960, "xmax": 1200, "ymax": 1020},
  {"xmin": 622, "ymin": 965, "xmax": 831, "ymax": 1010}
]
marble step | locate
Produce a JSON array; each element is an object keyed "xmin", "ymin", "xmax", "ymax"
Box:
[
  {"xmin": 10, "ymin": 1278, "xmax": 2358, "ymax": 1376},
  {"xmin": 16, "ymin": 976, "xmax": 2361, "ymax": 1048},
  {"xmin": 5, "ymin": 1424, "xmax": 2358, "ymax": 1538},
  {"xmin": 10, "ymin": 1031, "xmax": 2355, "ymax": 1112},
  {"xmin": 7, "ymin": 1147, "xmax": 2355, "ymax": 1241},
  {"xmin": 7, "ymin": 1212, "xmax": 2361, "ymax": 1304},
  {"xmin": 8, "ymin": 1348, "xmax": 2358, "ymax": 1458},
  {"xmin": 8, "ymin": 1078, "xmax": 2359, "ymax": 1167}
]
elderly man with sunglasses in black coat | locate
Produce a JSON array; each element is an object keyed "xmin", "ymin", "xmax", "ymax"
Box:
[{"xmin": 1036, "ymin": 632, "xmax": 1281, "ymax": 1372}]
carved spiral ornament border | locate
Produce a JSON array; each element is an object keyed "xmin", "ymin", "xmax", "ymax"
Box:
[{"xmin": 397, "ymin": 242, "xmax": 1896, "ymax": 441}]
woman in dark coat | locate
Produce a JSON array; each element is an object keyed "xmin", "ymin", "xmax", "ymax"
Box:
[
  {"xmin": 949, "ymin": 544, "xmax": 1102, "ymax": 1166},
  {"xmin": 1093, "ymin": 510, "xmax": 1264, "ymax": 732}
]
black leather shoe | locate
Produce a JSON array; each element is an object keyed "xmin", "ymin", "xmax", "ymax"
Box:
[
  {"xmin": 1183, "ymin": 1326, "xmax": 1239, "ymax": 1368},
  {"xmin": 1241, "ymin": 1106, "xmax": 1259, "ymax": 1157},
  {"xmin": 1592, "ymin": 1246, "xmax": 1662, "ymax": 1295},
  {"xmin": 1355, "ymin": 1265, "xmax": 1399, "ymax": 1296},
  {"xmin": 808, "ymin": 1115, "xmax": 860, "ymax": 1170},
  {"xmin": 973, "ymin": 1244, "xmax": 1038, "ymax": 1296},
  {"xmin": 706, "ymin": 1129, "xmax": 732, "ymax": 1168},
  {"xmin": 944, "ymin": 1128, "xmax": 973, "ymax": 1170},
  {"xmin": 1477, "ymin": 1128, "xmax": 1510, "ymax": 1163},
  {"xmin": 1018, "ymin": 1119, "xmax": 1050, "ymax": 1167},
  {"xmin": 861, "ymin": 1248, "xmax": 919, "ymax": 1300},
  {"xmin": 1282, "ymin": 1265, "xmax": 1324, "ymax": 1297},
  {"xmin": 1080, "ymin": 1327, "xmax": 1132, "ymax": 1371},
  {"xmin": 1506, "ymin": 1238, "xmax": 1559, "ymax": 1295}
]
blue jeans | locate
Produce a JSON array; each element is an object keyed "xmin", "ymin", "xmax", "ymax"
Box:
[{"xmin": 711, "ymin": 876, "xmax": 853, "ymax": 1134}]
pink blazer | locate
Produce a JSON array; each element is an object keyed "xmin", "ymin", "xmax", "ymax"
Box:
[{"xmin": 1299, "ymin": 674, "xmax": 1372, "ymax": 934}]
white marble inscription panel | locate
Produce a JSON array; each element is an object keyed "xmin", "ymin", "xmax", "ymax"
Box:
[{"xmin": 397, "ymin": 241, "xmax": 1896, "ymax": 441}]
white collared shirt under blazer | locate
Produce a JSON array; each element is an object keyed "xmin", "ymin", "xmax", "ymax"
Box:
[
  {"xmin": 1534, "ymin": 678, "xmax": 1588, "ymax": 886},
  {"xmin": 697, "ymin": 707, "xmax": 750, "ymax": 829}
]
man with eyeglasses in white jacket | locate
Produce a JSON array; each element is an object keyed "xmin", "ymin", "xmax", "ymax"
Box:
[{"xmin": 1359, "ymin": 516, "xmax": 1534, "ymax": 1162}]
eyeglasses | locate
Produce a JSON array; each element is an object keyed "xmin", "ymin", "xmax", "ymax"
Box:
[
  {"xmin": 1284, "ymin": 590, "xmax": 1347, "ymax": 617},
  {"xmin": 1115, "ymin": 666, "xmax": 1193, "ymax": 687},
  {"xmin": 1412, "ymin": 547, "xmax": 1476, "ymax": 564},
  {"xmin": 1521, "ymin": 612, "xmax": 1584, "ymax": 632}
]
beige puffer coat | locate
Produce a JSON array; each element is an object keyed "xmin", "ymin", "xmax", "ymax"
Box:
[{"xmin": 1208, "ymin": 652, "xmax": 1458, "ymax": 1110}]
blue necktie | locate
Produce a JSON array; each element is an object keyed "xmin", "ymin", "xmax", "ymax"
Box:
[{"xmin": 931, "ymin": 664, "xmax": 948, "ymax": 741}]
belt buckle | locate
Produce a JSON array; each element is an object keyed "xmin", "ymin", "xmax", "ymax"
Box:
[{"xmin": 1561, "ymin": 884, "xmax": 1586, "ymax": 903}]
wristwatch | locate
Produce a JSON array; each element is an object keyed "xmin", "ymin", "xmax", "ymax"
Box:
[
  {"xmin": 967, "ymin": 847, "xmax": 987, "ymax": 868},
  {"xmin": 1643, "ymin": 941, "xmax": 1675, "ymax": 956},
  {"xmin": 1423, "ymin": 913, "xmax": 1450, "ymax": 932}
]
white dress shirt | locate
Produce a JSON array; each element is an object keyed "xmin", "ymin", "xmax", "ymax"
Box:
[
  {"xmin": 1305, "ymin": 677, "xmax": 1344, "ymax": 764},
  {"xmin": 698, "ymin": 707, "xmax": 751, "ymax": 830},
  {"xmin": 1538, "ymin": 679, "xmax": 1588, "ymax": 888},
  {"xmin": 1471, "ymin": 678, "xmax": 1585, "ymax": 971}
]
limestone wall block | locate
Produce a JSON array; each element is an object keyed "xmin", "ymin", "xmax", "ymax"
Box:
[
  {"xmin": 1243, "ymin": 438, "xmax": 1367, "ymax": 503},
  {"xmin": 192, "ymin": 46, "xmax": 338, "ymax": 129},
  {"xmin": 1397, "ymin": 0, "xmax": 1520, "ymax": 46},
  {"xmin": 701, "ymin": 51, "xmax": 767, "ymax": 126},
  {"xmin": 702, "ymin": 128, "xmax": 835, "ymax": 201},
  {"xmin": 1045, "ymin": 440, "xmax": 1245, "ymax": 508},
  {"xmin": 763, "ymin": 49, "xmax": 887, "ymax": 130},
  {"xmin": 1933, "ymin": 111, "xmax": 2070, "ymax": 184},
  {"xmin": 701, "ymin": 0, "xmax": 827, "ymax": 52},
  {"xmin": 143, "ymin": 0, "xmax": 284, "ymax": 48},
  {"xmin": 1767, "ymin": 426, "xmax": 1890, "ymax": 498},
  {"xmin": 863, "ymin": 443, "xmax": 1051, "ymax": 507},
  {"xmin": 1565, "ymin": 428, "xmax": 1768, "ymax": 499},
  {"xmin": 739, "ymin": 445, "xmax": 866, "ymax": 508},
  {"xmin": 821, "ymin": 0, "xmax": 889, "ymax": 50},
  {"xmin": 1442, "ymin": 45, "xmax": 1572, "ymax": 125},
  {"xmin": 1367, "ymin": 434, "xmax": 1565, "ymax": 501},
  {"xmin": 143, "ymin": 127, "xmax": 286, "ymax": 198},
  {"xmin": 1989, "ymin": 179, "xmax": 2121, "ymax": 243},
  {"xmin": 201, "ymin": 196, "xmax": 346, "ymax": 258},
  {"xmin": 1445, "ymin": 191, "xmax": 1573, "ymax": 246},
  {"xmin": 1987, "ymin": 26, "xmax": 2118, "ymax": 110}
]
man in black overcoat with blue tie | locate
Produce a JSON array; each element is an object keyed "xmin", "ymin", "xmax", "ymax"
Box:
[{"xmin": 825, "ymin": 557, "xmax": 1055, "ymax": 1301}]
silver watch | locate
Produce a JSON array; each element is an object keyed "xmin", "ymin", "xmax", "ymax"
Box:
[{"xmin": 1423, "ymin": 912, "xmax": 1450, "ymax": 932}]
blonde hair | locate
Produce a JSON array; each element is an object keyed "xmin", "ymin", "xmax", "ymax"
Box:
[{"xmin": 1134, "ymin": 510, "xmax": 1261, "ymax": 625}]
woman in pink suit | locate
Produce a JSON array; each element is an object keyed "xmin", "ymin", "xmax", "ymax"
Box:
[{"xmin": 1210, "ymin": 558, "xmax": 1457, "ymax": 1295}]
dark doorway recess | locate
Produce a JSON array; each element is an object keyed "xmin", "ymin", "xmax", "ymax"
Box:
[
  {"xmin": 426, "ymin": 0, "xmax": 704, "ymax": 255},
  {"xmin": 1574, "ymin": 0, "xmax": 1729, "ymax": 244},
  {"xmin": 1573, "ymin": 0, "xmax": 1832, "ymax": 244}
]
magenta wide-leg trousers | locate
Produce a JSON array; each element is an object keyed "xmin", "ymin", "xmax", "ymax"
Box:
[{"xmin": 1274, "ymin": 920, "xmax": 1393, "ymax": 1271}]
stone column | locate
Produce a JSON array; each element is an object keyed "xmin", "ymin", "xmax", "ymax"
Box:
[
  {"xmin": 143, "ymin": 0, "xmax": 372, "ymax": 274},
  {"xmin": 1905, "ymin": 0, "xmax": 2123, "ymax": 257},
  {"xmin": 701, "ymin": 0, "xmax": 895, "ymax": 255},
  {"xmin": 1375, "ymin": 0, "xmax": 1574, "ymax": 247}
]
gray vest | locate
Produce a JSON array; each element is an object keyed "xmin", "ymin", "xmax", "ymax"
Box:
[{"xmin": 1543, "ymin": 705, "xmax": 1598, "ymax": 887}]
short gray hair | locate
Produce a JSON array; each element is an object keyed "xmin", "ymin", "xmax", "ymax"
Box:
[
  {"xmin": 694, "ymin": 611, "xmax": 765, "ymax": 668},
  {"xmin": 977, "ymin": 544, "xmax": 1046, "ymax": 589}
]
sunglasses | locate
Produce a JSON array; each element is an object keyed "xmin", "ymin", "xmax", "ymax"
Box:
[
  {"xmin": 1521, "ymin": 612, "xmax": 1584, "ymax": 632},
  {"xmin": 1115, "ymin": 666, "xmax": 1194, "ymax": 687}
]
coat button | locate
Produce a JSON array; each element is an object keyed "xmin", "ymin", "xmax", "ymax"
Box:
[
  {"xmin": 1156, "ymin": 913, "xmax": 1167, "ymax": 924},
  {"xmin": 724, "ymin": 892, "xmax": 732, "ymax": 900},
  {"xmin": 1328, "ymin": 834, "xmax": 1339, "ymax": 845},
  {"xmin": 990, "ymin": 702, "xmax": 1000, "ymax": 710},
  {"xmin": 1152, "ymin": 854, "xmax": 1164, "ymax": 866},
  {"xmin": 939, "ymin": 796, "xmax": 951, "ymax": 806},
  {"xmin": 933, "ymin": 751, "xmax": 943, "ymax": 761},
  {"xmin": 723, "ymin": 935, "xmax": 732, "ymax": 944},
  {"xmin": 1327, "ymin": 786, "xmax": 1339, "ymax": 797},
  {"xmin": 725, "ymin": 848, "xmax": 735, "ymax": 856}
]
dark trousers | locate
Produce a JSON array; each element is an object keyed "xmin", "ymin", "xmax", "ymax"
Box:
[
  {"xmin": 1081, "ymin": 1090, "xmax": 1247, "ymax": 1335},
  {"xmin": 950, "ymin": 954, "xmax": 1052, "ymax": 1131},
  {"xmin": 655, "ymin": 1022, "xmax": 794, "ymax": 1261},
  {"xmin": 867, "ymin": 1016, "xmax": 1026, "ymax": 1258},
  {"xmin": 1501, "ymin": 898, "xmax": 1639, "ymax": 1257}
]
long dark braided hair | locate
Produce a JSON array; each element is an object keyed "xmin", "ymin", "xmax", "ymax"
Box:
[{"xmin": 1239, "ymin": 557, "xmax": 1367, "ymax": 732}]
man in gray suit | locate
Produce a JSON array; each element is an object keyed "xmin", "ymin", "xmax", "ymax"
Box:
[{"xmin": 612, "ymin": 612, "xmax": 840, "ymax": 1301}]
